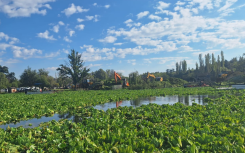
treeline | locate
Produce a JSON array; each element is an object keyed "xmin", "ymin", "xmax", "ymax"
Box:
[
  {"xmin": 1, "ymin": 49, "xmax": 244, "ymax": 90},
  {"xmin": 174, "ymin": 51, "xmax": 245, "ymax": 82}
]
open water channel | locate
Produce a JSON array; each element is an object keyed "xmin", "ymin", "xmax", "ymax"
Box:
[{"xmin": 0, "ymin": 94, "xmax": 220, "ymax": 130}]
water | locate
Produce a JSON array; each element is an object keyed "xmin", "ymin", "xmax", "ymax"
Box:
[
  {"xmin": 0, "ymin": 94, "xmax": 220, "ymax": 130},
  {"xmin": 93, "ymin": 95, "xmax": 220, "ymax": 112}
]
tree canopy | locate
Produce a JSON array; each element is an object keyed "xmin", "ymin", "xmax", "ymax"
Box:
[{"xmin": 56, "ymin": 49, "xmax": 90, "ymax": 89}]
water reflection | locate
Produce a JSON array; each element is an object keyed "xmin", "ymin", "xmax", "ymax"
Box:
[
  {"xmin": 0, "ymin": 112, "xmax": 83, "ymax": 130},
  {"xmin": 94, "ymin": 94, "xmax": 221, "ymax": 112}
]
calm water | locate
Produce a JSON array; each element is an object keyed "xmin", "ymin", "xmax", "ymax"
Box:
[
  {"xmin": 0, "ymin": 94, "xmax": 220, "ymax": 130},
  {"xmin": 93, "ymin": 95, "xmax": 220, "ymax": 111}
]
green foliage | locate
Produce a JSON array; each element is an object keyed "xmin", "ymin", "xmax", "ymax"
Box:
[
  {"xmin": 19, "ymin": 67, "xmax": 38, "ymax": 87},
  {"xmin": 1, "ymin": 88, "xmax": 245, "ymax": 152},
  {"xmin": 57, "ymin": 49, "xmax": 90, "ymax": 90},
  {"xmin": 94, "ymin": 69, "xmax": 107, "ymax": 80},
  {"xmin": 0, "ymin": 72, "xmax": 8, "ymax": 89}
]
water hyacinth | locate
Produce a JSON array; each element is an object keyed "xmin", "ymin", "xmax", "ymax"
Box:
[{"xmin": 0, "ymin": 88, "xmax": 245, "ymax": 152}]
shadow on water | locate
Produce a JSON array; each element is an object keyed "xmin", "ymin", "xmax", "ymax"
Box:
[{"xmin": 0, "ymin": 94, "xmax": 220, "ymax": 130}]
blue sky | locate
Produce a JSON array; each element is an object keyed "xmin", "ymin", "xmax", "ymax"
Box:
[{"xmin": 0, "ymin": 0, "xmax": 245, "ymax": 78}]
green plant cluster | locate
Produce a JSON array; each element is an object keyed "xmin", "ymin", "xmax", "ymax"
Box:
[
  {"xmin": 1, "ymin": 88, "xmax": 245, "ymax": 152},
  {"xmin": 1, "ymin": 91, "xmax": 245, "ymax": 152},
  {"xmin": 0, "ymin": 87, "xmax": 224, "ymax": 125}
]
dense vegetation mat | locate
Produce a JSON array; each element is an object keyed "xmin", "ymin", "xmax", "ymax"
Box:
[
  {"xmin": 1, "ymin": 88, "xmax": 245, "ymax": 152},
  {"xmin": 0, "ymin": 87, "xmax": 230, "ymax": 124}
]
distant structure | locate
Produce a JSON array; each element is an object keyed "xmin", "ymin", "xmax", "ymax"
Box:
[{"xmin": 166, "ymin": 69, "xmax": 175, "ymax": 73}]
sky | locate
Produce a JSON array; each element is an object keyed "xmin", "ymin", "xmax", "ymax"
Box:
[{"xmin": 0, "ymin": 0, "xmax": 245, "ymax": 79}]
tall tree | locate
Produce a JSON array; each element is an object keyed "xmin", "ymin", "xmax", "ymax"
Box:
[
  {"xmin": 217, "ymin": 55, "xmax": 221, "ymax": 74},
  {"xmin": 221, "ymin": 50, "xmax": 225, "ymax": 69},
  {"xmin": 199, "ymin": 54, "xmax": 204, "ymax": 73},
  {"xmin": 94, "ymin": 69, "xmax": 107, "ymax": 80},
  {"xmin": 0, "ymin": 72, "xmax": 9, "ymax": 89},
  {"xmin": 195, "ymin": 62, "xmax": 199, "ymax": 71},
  {"xmin": 56, "ymin": 49, "xmax": 90, "ymax": 90},
  {"xmin": 182, "ymin": 60, "xmax": 187, "ymax": 73},
  {"xmin": 176, "ymin": 62, "xmax": 179, "ymax": 75},
  {"xmin": 179, "ymin": 61, "xmax": 182, "ymax": 74},
  {"xmin": 19, "ymin": 67, "xmax": 38, "ymax": 87}
]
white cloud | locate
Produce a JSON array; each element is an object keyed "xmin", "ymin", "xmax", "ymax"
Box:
[
  {"xmin": 77, "ymin": 18, "xmax": 84, "ymax": 22},
  {"xmin": 63, "ymin": 36, "xmax": 72, "ymax": 42},
  {"xmin": 87, "ymin": 64, "xmax": 102, "ymax": 68},
  {"xmin": 176, "ymin": 1, "xmax": 185, "ymax": 6},
  {"xmin": 0, "ymin": 32, "xmax": 19, "ymax": 44},
  {"xmin": 149, "ymin": 14, "xmax": 162, "ymax": 21},
  {"xmin": 187, "ymin": 0, "xmax": 213, "ymax": 10},
  {"xmin": 62, "ymin": 49, "xmax": 69, "ymax": 54},
  {"xmin": 5, "ymin": 58, "xmax": 20, "ymax": 64},
  {"xmin": 93, "ymin": 3, "xmax": 97, "ymax": 6},
  {"xmin": 58, "ymin": 21, "xmax": 64, "ymax": 25},
  {"xmin": 69, "ymin": 30, "xmax": 75, "ymax": 37},
  {"xmin": 127, "ymin": 59, "xmax": 136, "ymax": 65},
  {"xmin": 99, "ymin": 36, "xmax": 117, "ymax": 43},
  {"xmin": 192, "ymin": 50, "xmax": 220, "ymax": 56},
  {"xmin": 124, "ymin": 19, "xmax": 133, "ymax": 24},
  {"xmin": 218, "ymin": 0, "xmax": 237, "ymax": 12},
  {"xmin": 144, "ymin": 57, "xmax": 189, "ymax": 65},
  {"xmin": 12, "ymin": 46, "xmax": 42, "ymax": 59},
  {"xmin": 46, "ymin": 67, "xmax": 58, "ymax": 71},
  {"xmin": 155, "ymin": 1, "xmax": 171, "ymax": 14},
  {"xmin": 94, "ymin": 15, "xmax": 99, "ymax": 22},
  {"xmin": 0, "ymin": 0, "xmax": 55, "ymax": 17},
  {"xmin": 75, "ymin": 24, "xmax": 85, "ymax": 30},
  {"xmin": 37, "ymin": 30, "xmax": 56, "ymax": 40},
  {"xmin": 137, "ymin": 11, "xmax": 149, "ymax": 19},
  {"xmin": 114, "ymin": 43, "xmax": 123, "ymax": 46},
  {"xmin": 53, "ymin": 25, "xmax": 59, "ymax": 33},
  {"xmin": 62, "ymin": 3, "xmax": 89, "ymax": 17},
  {"xmin": 105, "ymin": 5, "xmax": 110, "ymax": 9},
  {"xmin": 44, "ymin": 51, "xmax": 60, "ymax": 58},
  {"xmin": 86, "ymin": 16, "xmax": 94, "ymax": 20}
]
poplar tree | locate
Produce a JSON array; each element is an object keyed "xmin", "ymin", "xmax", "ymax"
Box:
[{"xmin": 176, "ymin": 62, "xmax": 179, "ymax": 75}]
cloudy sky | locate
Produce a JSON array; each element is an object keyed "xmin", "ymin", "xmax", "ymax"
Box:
[{"xmin": 0, "ymin": 0, "xmax": 245, "ymax": 78}]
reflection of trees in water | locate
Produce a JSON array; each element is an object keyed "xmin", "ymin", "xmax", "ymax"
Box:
[
  {"xmin": 148, "ymin": 97, "xmax": 156, "ymax": 103},
  {"xmin": 58, "ymin": 112, "xmax": 83, "ymax": 123},
  {"xmin": 184, "ymin": 95, "xmax": 189, "ymax": 106},
  {"xmin": 130, "ymin": 98, "xmax": 141, "ymax": 106},
  {"xmin": 58, "ymin": 112, "xmax": 73, "ymax": 119},
  {"xmin": 72, "ymin": 115, "xmax": 83, "ymax": 123},
  {"xmin": 198, "ymin": 95, "xmax": 201, "ymax": 104}
]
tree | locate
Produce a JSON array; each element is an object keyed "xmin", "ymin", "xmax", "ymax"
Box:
[
  {"xmin": 217, "ymin": 55, "xmax": 221, "ymax": 74},
  {"xmin": 38, "ymin": 68, "xmax": 49, "ymax": 76},
  {"xmin": 20, "ymin": 67, "xmax": 38, "ymax": 87},
  {"xmin": 94, "ymin": 69, "xmax": 107, "ymax": 80},
  {"xmin": 0, "ymin": 72, "xmax": 9, "ymax": 89},
  {"xmin": 37, "ymin": 75, "xmax": 50, "ymax": 90},
  {"xmin": 199, "ymin": 54, "xmax": 204, "ymax": 73},
  {"xmin": 56, "ymin": 49, "xmax": 90, "ymax": 90},
  {"xmin": 176, "ymin": 62, "xmax": 179, "ymax": 75},
  {"xmin": 6, "ymin": 72, "xmax": 16, "ymax": 83},
  {"xmin": 195, "ymin": 62, "xmax": 199, "ymax": 71},
  {"xmin": 221, "ymin": 50, "xmax": 225, "ymax": 69},
  {"xmin": 0, "ymin": 65, "xmax": 9, "ymax": 74}
]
